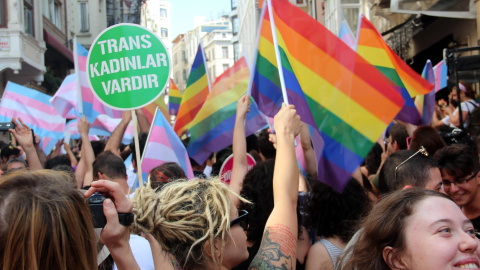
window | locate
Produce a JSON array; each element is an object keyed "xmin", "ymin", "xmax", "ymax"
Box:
[
  {"xmin": 0, "ymin": 0, "xmax": 7, "ymax": 27},
  {"xmin": 234, "ymin": 43, "xmax": 240, "ymax": 62},
  {"xmin": 223, "ymin": 64, "xmax": 229, "ymax": 71},
  {"xmin": 232, "ymin": 17, "xmax": 239, "ymax": 35},
  {"xmin": 44, "ymin": 0, "xmax": 61, "ymax": 28},
  {"xmin": 211, "ymin": 49, "xmax": 215, "ymax": 60},
  {"xmin": 161, "ymin": 27, "xmax": 168, "ymax": 38},
  {"xmin": 174, "ymin": 53, "xmax": 177, "ymax": 65},
  {"xmin": 24, "ymin": 0, "xmax": 34, "ymax": 36},
  {"xmin": 79, "ymin": 1, "xmax": 89, "ymax": 32},
  {"xmin": 182, "ymin": 69, "xmax": 187, "ymax": 82},
  {"xmin": 222, "ymin": 33, "xmax": 226, "ymax": 38},
  {"xmin": 222, "ymin": 47, "xmax": 228, "ymax": 58},
  {"xmin": 160, "ymin": 8, "xmax": 167, "ymax": 18},
  {"xmin": 231, "ymin": 0, "xmax": 237, "ymax": 9},
  {"xmin": 341, "ymin": 0, "xmax": 361, "ymax": 36},
  {"xmin": 181, "ymin": 50, "xmax": 186, "ymax": 63}
]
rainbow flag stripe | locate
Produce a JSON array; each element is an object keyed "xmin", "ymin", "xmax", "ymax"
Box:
[
  {"xmin": 174, "ymin": 43, "xmax": 210, "ymax": 136},
  {"xmin": 142, "ymin": 93, "xmax": 170, "ymax": 125},
  {"xmin": 168, "ymin": 78, "xmax": 182, "ymax": 118},
  {"xmin": 269, "ymin": 0, "xmax": 404, "ymax": 190},
  {"xmin": 250, "ymin": 12, "xmax": 283, "ymax": 119},
  {"xmin": 357, "ymin": 17, "xmax": 433, "ymax": 125},
  {"xmin": 188, "ymin": 57, "xmax": 267, "ymax": 164}
]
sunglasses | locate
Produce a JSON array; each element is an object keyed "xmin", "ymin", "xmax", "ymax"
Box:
[
  {"xmin": 230, "ymin": 210, "xmax": 249, "ymax": 231},
  {"xmin": 442, "ymin": 169, "xmax": 480, "ymax": 188},
  {"xmin": 394, "ymin": 146, "xmax": 428, "ymax": 182}
]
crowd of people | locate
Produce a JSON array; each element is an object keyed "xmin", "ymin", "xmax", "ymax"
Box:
[{"xmin": 1, "ymin": 81, "xmax": 480, "ymax": 270}]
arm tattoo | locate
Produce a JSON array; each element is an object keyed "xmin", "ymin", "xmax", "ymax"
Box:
[{"xmin": 248, "ymin": 224, "xmax": 296, "ymax": 270}]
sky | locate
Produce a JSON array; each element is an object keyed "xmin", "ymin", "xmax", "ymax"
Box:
[{"xmin": 170, "ymin": 0, "xmax": 232, "ymax": 42}]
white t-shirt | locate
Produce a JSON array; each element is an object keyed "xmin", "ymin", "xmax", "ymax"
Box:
[
  {"xmin": 441, "ymin": 100, "xmax": 478, "ymax": 127},
  {"xmin": 113, "ymin": 234, "xmax": 155, "ymax": 270}
]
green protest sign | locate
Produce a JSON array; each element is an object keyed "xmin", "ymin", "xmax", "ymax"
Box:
[{"xmin": 87, "ymin": 23, "xmax": 171, "ymax": 110}]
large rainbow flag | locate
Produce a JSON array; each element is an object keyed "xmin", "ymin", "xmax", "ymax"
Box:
[
  {"xmin": 357, "ymin": 16, "xmax": 433, "ymax": 125},
  {"xmin": 168, "ymin": 79, "xmax": 182, "ymax": 118},
  {"xmin": 174, "ymin": 43, "xmax": 210, "ymax": 136},
  {"xmin": 187, "ymin": 57, "xmax": 267, "ymax": 165},
  {"xmin": 267, "ymin": 0, "xmax": 404, "ymax": 191}
]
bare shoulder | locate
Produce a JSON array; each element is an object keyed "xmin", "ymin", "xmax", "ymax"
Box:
[
  {"xmin": 305, "ymin": 242, "xmax": 334, "ymax": 270},
  {"xmin": 248, "ymin": 224, "xmax": 297, "ymax": 270}
]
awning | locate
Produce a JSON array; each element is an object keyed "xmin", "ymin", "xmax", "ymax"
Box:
[{"xmin": 43, "ymin": 29, "xmax": 73, "ymax": 63}]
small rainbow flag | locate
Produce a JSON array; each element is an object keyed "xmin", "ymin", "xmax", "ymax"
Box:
[
  {"xmin": 142, "ymin": 93, "xmax": 170, "ymax": 125},
  {"xmin": 174, "ymin": 43, "xmax": 210, "ymax": 136},
  {"xmin": 141, "ymin": 107, "xmax": 194, "ymax": 181},
  {"xmin": 168, "ymin": 78, "xmax": 182, "ymax": 118},
  {"xmin": 357, "ymin": 16, "xmax": 433, "ymax": 125},
  {"xmin": 434, "ymin": 60, "xmax": 448, "ymax": 92},
  {"xmin": 268, "ymin": 0, "xmax": 404, "ymax": 191},
  {"xmin": 187, "ymin": 57, "xmax": 267, "ymax": 165},
  {"xmin": 414, "ymin": 60, "xmax": 436, "ymax": 126}
]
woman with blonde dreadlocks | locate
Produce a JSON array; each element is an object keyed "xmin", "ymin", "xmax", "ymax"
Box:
[{"xmin": 130, "ymin": 104, "xmax": 302, "ymax": 270}]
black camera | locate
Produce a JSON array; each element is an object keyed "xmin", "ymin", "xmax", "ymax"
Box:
[
  {"xmin": 0, "ymin": 122, "xmax": 13, "ymax": 131},
  {"xmin": 88, "ymin": 192, "xmax": 134, "ymax": 228}
]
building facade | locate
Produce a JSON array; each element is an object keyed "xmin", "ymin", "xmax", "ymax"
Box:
[
  {"xmin": 171, "ymin": 17, "xmax": 232, "ymax": 92},
  {"xmin": 141, "ymin": 0, "xmax": 171, "ymax": 56}
]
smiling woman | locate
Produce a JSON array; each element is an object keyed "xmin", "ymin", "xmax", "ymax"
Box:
[{"xmin": 341, "ymin": 189, "xmax": 480, "ymax": 270}]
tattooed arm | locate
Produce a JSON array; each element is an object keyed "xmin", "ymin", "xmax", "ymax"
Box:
[{"xmin": 249, "ymin": 105, "xmax": 301, "ymax": 270}]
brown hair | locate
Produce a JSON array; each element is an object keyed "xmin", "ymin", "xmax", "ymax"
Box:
[
  {"xmin": 342, "ymin": 189, "xmax": 451, "ymax": 270},
  {"xmin": 0, "ymin": 170, "xmax": 97, "ymax": 270}
]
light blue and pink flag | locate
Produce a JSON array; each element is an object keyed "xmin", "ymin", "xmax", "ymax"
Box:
[
  {"xmin": 50, "ymin": 74, "xmax": 78, "ymax": 119},
  {"xmin": 415, "ymin": 60, "xmax": 436, "ymax": 126},
  {"xmin": 338, "ymin": 18, "xmax": 357, "ymax": 50},
  {"xmin": 74, "ymin": 42, "xmax": 123, "ymax": 122},
  {"xmin": 141, "ymin": 107, "xmax": 194, "ymax": 181},
  {"xmin": 0, "ymin": 82, "xmax": 65, "ymax": 154},
  {"xmin": 64, "ymin": 115, "xmax": 134, "ymax": 144},
  {"xmin": 434, "ymin": 60, "xmax": 448, "ymax": 92}
]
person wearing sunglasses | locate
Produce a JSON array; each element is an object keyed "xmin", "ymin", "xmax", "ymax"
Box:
[{"xmin": 434, "ymin": 144, "xmax": 480, "ymax": 232}]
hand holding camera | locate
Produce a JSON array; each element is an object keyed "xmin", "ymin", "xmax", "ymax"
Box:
[{"xmin": 84, "ymin": 180, "xmax": 134, "ymax": 248}]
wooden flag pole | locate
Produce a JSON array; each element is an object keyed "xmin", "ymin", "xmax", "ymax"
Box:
[{"xmin": 132, "ymin": 110, "xmax": 143, "ymax": 186}]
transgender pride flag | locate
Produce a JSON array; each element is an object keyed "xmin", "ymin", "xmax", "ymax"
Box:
[
  {"xmin": 64, "ymin": 115, "xmax": 134, "ymax": 144},
  {"xmin": 141, "ymin": 107, "xmax": 194, "ymax": 181},
  {"xmin": 74, "ymin": 41, "xmax": 122, "ymax": 122},
  {"xmin": 338, "ymin": 18, "xmax": 357, "ymax": 50},
  {"xmin": 433, "ymin": 60, "xmax": 448, "ymax": 92},
  {"xmin": 0, "ymin": 82, "xmax": 65, "ymax": 154}
]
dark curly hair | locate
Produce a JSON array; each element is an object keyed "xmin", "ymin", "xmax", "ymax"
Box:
[
  {"xmin": 239, "ymin": 160, "xmax": 276, "ymax": 245},
  {"xmin": 309, "ymin": 179, "xmax": 371, "ymax": 243},
  {"xmin": 258, "ymin": 129, "xmax": 276, "ymax": 160}
]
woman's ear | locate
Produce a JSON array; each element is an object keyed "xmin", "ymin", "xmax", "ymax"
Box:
[
  {"xmin": 383, "ymin": 246, "xmax": 408, "ymax": 270},
  {"xmin": 203, "ymin": 239, "xmax": 222, "ymax": 261}
]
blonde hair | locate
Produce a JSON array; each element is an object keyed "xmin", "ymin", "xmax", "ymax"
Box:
[
  {"xmin": 0, "ymin": 170, "xmax": 97, "ymax": 270},
  {"xmin": 131, "ymin": 178, "xmax": 250, "ymax": 270}
]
